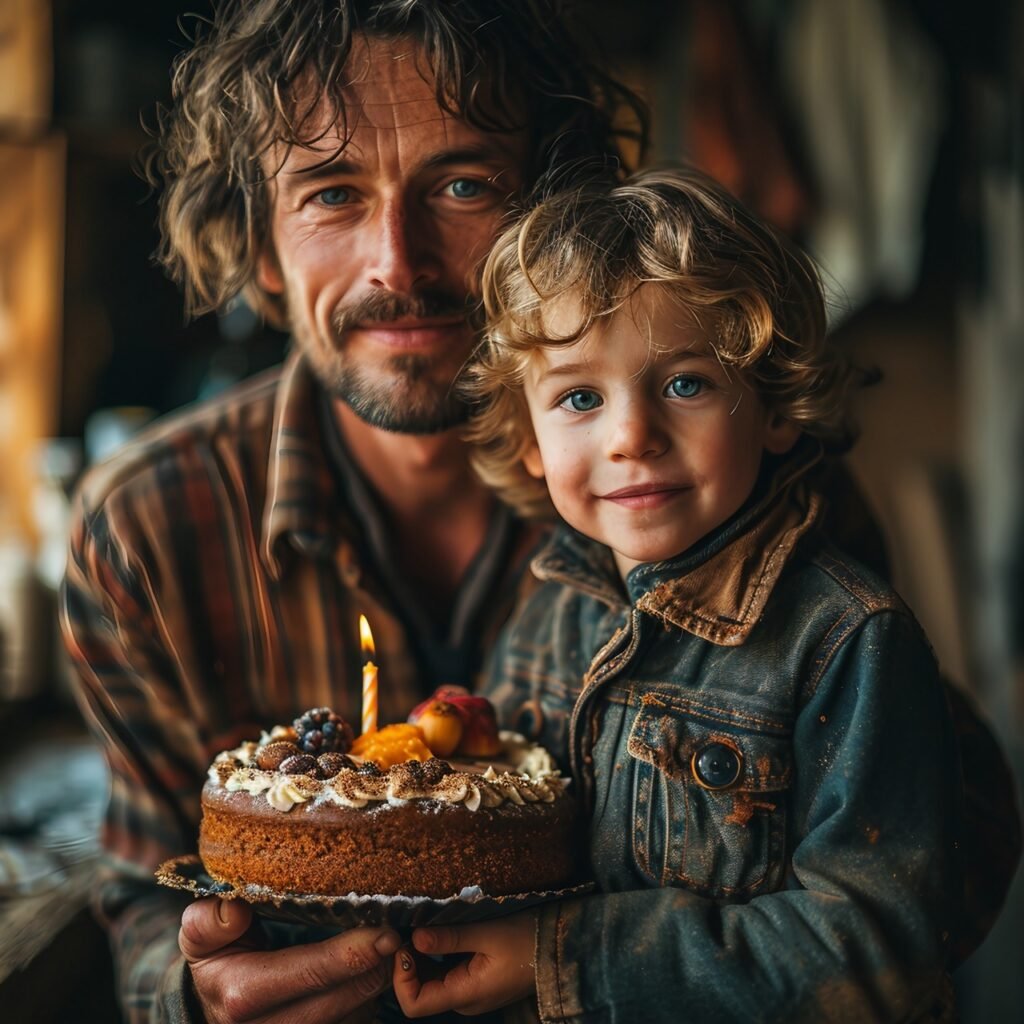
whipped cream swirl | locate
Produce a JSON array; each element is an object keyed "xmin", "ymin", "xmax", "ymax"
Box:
[{"xmin": 207, "ymin": 731, "xmax": 566, "ymax": 812}]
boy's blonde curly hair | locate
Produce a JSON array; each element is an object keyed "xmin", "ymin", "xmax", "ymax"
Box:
[{"xmin": 463, "ymin": 166, "xmax": 866, "ymax": 519}]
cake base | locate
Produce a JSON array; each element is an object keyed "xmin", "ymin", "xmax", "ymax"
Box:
[{"xmin": 200, "ymin": 783, "xmax": 578, "ymax": 898}]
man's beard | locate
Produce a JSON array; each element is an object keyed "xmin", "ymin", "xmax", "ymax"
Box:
[
  {"xmin": 298, "ymin": 288, "xmax": 479, "ymax": 434},
  {"xmin": 332, "ymin": 351, "xmax": 469, "ymax": 434}
]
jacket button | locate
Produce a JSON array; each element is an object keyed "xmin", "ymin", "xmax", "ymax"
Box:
[{"xmin": 692, "ymin": 743, "xmax": 743, "ymax": 789}]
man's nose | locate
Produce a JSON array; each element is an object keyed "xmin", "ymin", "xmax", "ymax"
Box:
[
  {"xmin": 364, "ymin": 198, "xmax": 439, "ymax": 293},
  {"xmin": 607, "ymin": 403, "xmax": 668, "ymax": 460}
]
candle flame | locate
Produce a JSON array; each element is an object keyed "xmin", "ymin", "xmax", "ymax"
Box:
[{"xmin": 359, "ymin": 615, "xmax": 375, "ymax": 660}]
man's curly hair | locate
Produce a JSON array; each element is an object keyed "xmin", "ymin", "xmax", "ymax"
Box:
[
  {"xmin": 145, "ymin": 0, "xmax": 648, "ymax": 326},
  {"xmin": 464, "ymin": 165, "xmax": 871, "ymax": 519}
]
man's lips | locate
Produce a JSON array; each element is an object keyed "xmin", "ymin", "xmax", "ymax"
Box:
[
  {"xmin": 356, "ymin": 316, "xmax": 465, "ymax": 329},
  {"xmin": 599, "ymin": 482, "xmax": 692, "ymax": 509},
  {"xmin": 351, "ymin": 317, "xmax": 468, "ymax": 349}
]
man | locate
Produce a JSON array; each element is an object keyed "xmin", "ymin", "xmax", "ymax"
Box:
[{"xmin": 61, "ymin": 2, "xmax": 645, "ymax": 1022}]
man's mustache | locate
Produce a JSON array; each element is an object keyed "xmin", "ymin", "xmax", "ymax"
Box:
[{"xmin": 331, "ymin": 289, "xmax": 478, "ymax": 336}]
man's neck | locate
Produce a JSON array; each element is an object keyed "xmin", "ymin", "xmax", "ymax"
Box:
[
  {"xmin": 332, "ymin": 399, "xmax": 484, "ymax": 513},
  {"xmin": 332, "ymin": 399, "xmax": 495, "ymax": 607}
]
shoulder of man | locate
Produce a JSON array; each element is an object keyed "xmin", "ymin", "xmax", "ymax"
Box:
[{"xmin": 74, "ymin": 365, "xmax": 284, "ymax": 521}]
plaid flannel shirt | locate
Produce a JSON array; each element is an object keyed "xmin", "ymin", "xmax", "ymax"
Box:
[{"xmin": 60, "ymin": 351, "xmax": 539, "ymax": 1023}]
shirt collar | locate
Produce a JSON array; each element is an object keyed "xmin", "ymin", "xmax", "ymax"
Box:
[
  {"xmin": 531, "ymin": 438, "xmax": 825, "ymax": 646},
  {"xmin": 261, "ymin": 351, "xmax": 343, "ymax": 578}
]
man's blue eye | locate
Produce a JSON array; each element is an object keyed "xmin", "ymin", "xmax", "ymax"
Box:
[
  {"xmin": 318, "ymin": 187, "xmax": 350, "ymax": 206},
  {"xmin": 668, "ymin": 375, "xmax": 703, "ymax": 399},
  {"xmin": 448, "ymin": 178, "xmax": 486, "ymax": 199},
  {"xmin": 561, "ymin": 390, "xmax": 602, "ymax": 412}
]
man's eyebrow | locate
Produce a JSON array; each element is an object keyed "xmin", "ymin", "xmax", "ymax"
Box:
[
  {"xmin": 418, "ymin": 145, "xmax": 513, "ymax": 171},
  {"xmin": 284, "ymin": 145, "xmax": 512, "ymax": 181},
  {"xmin": 285, "ymin": 157, "xmax": 360, "ymax": 180}
]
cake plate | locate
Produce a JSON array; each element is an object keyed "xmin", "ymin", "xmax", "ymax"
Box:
[{"xmin": 156, "ymin": 855, "xmax": 594, "ymax": 930}]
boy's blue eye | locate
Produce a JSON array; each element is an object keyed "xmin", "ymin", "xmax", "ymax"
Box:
[
  {"xmin": 318, "ymin": 187, "xmax": 351, "ymax": 206},
  {"xmin": 447, "ymin": 178, "xmax": 486, "ymax": 199},
  {"xmin": 560, "ymin": 389, "xmax": 603, "ymax": 413},
  {"xmin": 667, "ymin": 375, "xmax": 703, "ymax": 399}
]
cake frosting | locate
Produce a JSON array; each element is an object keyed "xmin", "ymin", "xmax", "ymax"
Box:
[{"xmin": 208, "ymin": 731, "xmax": 565, "ymax": 812}]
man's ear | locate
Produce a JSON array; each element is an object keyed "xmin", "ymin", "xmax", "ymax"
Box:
[
  {"xmin": 763, "ymin": 412, "xmax": 801, "ymax": 455},
  {"xmin": 256, "ymin": 246, "xmax": 285, "ymax": 295},
  {"xmin": 521, "ymin": 440, "xmax": 545, "ymax": 480}
]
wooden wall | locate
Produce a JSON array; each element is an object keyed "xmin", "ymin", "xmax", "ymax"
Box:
[{"xmin": 0, "ymin": 0, "xmax": 62, "ymax": 545}]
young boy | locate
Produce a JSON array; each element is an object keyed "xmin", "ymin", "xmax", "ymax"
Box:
[{"xmin": 392, "ymin": 167, "xmax": 961, "ymax": 1022}]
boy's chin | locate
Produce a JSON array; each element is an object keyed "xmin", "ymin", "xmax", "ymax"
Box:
[{"xmin": 609, "ymin": 534, "xmax": 707, "ymax": 578}]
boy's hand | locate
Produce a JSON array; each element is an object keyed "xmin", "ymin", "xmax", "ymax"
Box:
[
  {"xmin": 179, "ymin": 897, "xmax": 400, "ymax": 1023},
  {"xmin": 391, "ymin": 911, "xmax": 537, "ymax": 1018}
]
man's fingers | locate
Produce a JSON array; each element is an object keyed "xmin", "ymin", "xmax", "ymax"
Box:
[
  {"xmin": 268, "ymin": 925, "xmax": 401, "ymax": 988},
  {"xmin": 193, "ymin": 925, "xmax": 401, "ymax": 1019},
  {"xmin": 179, "ymin": 898, "xmax": 254, "ymax": 961},
  {"xmin": 246, "ymin": 959, "xmax": 390, "ymax": 1024}
]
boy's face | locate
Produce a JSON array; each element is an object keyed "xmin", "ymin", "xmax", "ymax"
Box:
[{"xmin": 521, "ymin": 285, "xmax": 800, "ymax": 578}]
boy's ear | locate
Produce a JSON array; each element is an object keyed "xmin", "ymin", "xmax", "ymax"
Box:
[
  {"xmin": 256, "ymin": 245, "xmax": 285, "ymax": 295},
  {"xmin": 521, "ymin": 441, "xmax": 545, "ymax": 480},
  {"xmin": 762, "ymin": 413, "xmax": 801, "ymax": 455}
]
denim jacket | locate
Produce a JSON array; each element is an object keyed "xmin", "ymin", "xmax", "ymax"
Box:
[{"xmin": 483, "ymin": 446, "xmax": 961, "ymax": 1023}]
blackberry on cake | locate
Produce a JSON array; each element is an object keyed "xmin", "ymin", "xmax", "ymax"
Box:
[{"xmin": 293, "ymin": 707, "xmax": 354, "ymax": 755}]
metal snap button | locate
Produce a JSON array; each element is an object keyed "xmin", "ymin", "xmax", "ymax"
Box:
[{"xmin": 692, "ymin": 742, "xmax": 743, "ymax": 789}]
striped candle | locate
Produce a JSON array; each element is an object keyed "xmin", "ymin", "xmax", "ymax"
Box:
[{"xmin": 359, "ymin": 615, "xmax": 378, "ymax": 735}]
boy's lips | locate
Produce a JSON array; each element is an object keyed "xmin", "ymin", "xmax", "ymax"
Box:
[{"xmin": 599, "ymin": 482, "xmax": 692, "ymax": 509}]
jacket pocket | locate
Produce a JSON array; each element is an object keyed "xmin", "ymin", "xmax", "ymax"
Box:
[{"xmin": 626, "ymin": 690, "xmax": 792, "ymax": 897}]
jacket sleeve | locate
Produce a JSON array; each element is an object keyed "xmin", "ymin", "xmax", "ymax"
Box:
[
  {"xmin": 478, "ymin": 614, "xmax": 531, "ymax": 723},
  {"xmin": 60, "ymin": 502, "xmax": 207, "ymax": 1024},
  {"xmin": 478, "ymin": 578, "xmax": 581, "ymax": 770},
  {"xmin": 534, "ymin": 610, "xmax": 962, "ymax": 1024}
]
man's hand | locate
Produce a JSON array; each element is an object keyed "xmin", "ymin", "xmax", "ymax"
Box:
[
  {"xmin": 391, "ymin": 912, "xmax": 537, "ymax": 1018},
  {"xmin": 179, "ymin": 898, "xmax": 401, "ymax": 1023}
]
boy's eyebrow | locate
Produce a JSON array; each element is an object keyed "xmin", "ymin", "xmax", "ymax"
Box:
[
  {"xmin": 655, "ymin": 346, "xmax": 716, "ymax": 362},
  {"xmin": 535, "ymin": 349, "xmax": 715, "ymax": 384},
  {"xmin": 533, "ymin": 361, "xmax": 593, "ymax": 384}
]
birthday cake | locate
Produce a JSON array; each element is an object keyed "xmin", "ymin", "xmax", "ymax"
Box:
[{"xmin": 198, "ymin": 691, "xmax": 578, "ymax": 898}]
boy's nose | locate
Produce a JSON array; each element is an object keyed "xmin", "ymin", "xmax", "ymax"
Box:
[{"xmin": 607, "ymin": 406, "xmax": 668, "ymax": 460}]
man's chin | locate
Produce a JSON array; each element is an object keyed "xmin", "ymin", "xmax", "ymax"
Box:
[
  {"xmin": 305, "ymin": 349, "xmax": 471, "ymax": 434},
  {"xmin": 323, "ymin": 374, "xmax": 469, "ymax": 434},
  {"xmin": 342, "ymin": 396, "xmax": 470, "ymax": 435}
]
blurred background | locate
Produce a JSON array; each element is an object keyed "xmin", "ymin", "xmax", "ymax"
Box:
[{"xmin": 0, "ymin": 0, "xmax": 1020, "ymax": 1020}]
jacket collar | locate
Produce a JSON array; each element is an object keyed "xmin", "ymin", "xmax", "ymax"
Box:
[
  {"xmin": 531, "ymin": 438, "xmax": 825, "ymax": 646},
  {"xmin": 261, "ymin": 351, "xmax": 345, "ymax": 579}
]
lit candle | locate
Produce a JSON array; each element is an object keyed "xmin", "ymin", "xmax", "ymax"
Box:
[{"xmin": 359, "ymin": 615, "xmax": 378, "ymax": 735}]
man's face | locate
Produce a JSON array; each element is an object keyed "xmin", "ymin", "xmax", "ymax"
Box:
[
  {"xmin": 521, "ymin": 285, "xmax": 800, "ymax": 578},
  {"xmin": 259, "ymin": 37, "xmax": 525, "ymax": 433}
]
